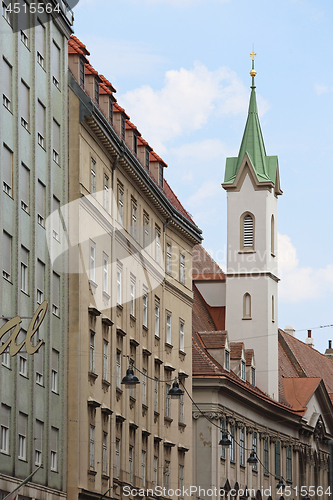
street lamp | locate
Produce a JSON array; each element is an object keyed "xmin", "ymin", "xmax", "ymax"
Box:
[
  {"xmin": 168, "ymin": 379, "xmax": 184, "ymax": 399},
  {"xmin": 121, "ymin": 365, "xmax": 140, "ymax": 388},
  {"xmin": 219, "ymin": 432, "xmax": 232, "ymax": 447},
  {"xmin": 247, "ymin": 451, "xmax": 258, "ymax": 464}
]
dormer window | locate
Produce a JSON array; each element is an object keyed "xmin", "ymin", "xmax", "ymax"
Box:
[
  {"xmin": 241, "ymin": 360, "xmax": 246, "ymax": 381},
  {"xmin": 159, "ymin": 164, "xmax": 163, "ymax": 188},
  {"xmin": 80, "ymin": 59, "xmax": 85, "ymax": 87},
  {"xmin": 121, "ymin": 116, "xmax": 125, "ymax": 139},
  {"xmin": 225, "ymin": 349, "xmax": 230, "ymax": 371},
  {"xmin": 94, "ymin": 78, "xmax": 99, "ymax": 104},
  {"xmin": 133, "ymin": 134, "xmax": 137, "ymax": 154},
  {"xmin": 145, "ymin": 148, "xmax": 150, "ymax": 170},
  {"xmin": 109, "ymin": 98, "xmax": 113, "ymax": 124},
  {"xmin": 251, "ymin": 366, "xmax": 255, "ymax": 386}
]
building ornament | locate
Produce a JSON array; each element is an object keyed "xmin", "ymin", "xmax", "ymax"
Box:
[{"xmin": 246, "ymin": 426, "xmax": 256, "ymax": 435}]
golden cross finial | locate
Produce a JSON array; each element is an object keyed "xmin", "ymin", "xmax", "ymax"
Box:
[{"xmin": 250, "ymin": 51, "xmax": 257, "ymax": 61}]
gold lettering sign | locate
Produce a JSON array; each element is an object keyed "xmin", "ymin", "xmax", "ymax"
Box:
[{"xmin": 0, "ymin": 301, "xmax": 47, "ymax": 356}]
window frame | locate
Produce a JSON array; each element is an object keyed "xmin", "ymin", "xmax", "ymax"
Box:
[{"xmin": 240, "ymin": 211, "xmax": 255, "ymax": 250}]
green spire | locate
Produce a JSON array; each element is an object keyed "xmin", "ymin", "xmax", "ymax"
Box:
[{"xmin": 224, "ymin": 53, "xmax": 279, "ymax": 187}]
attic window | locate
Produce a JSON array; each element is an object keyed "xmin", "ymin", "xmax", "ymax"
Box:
[
  {"xmin": 133, "ymin": 134, "xmax": 137, "ymax": 154},
  {"xmin": 145, "ymin": 148, "xmax": 150, "ymax": 170},
  {"xmin": 241, "ymin": 360, "xmax": 246, "ymax": 381},
  {"xmin": 251, "ymin": 367, "xmax": 255, "ymax": 386},
  {"xmin": 109, "ymin": 98, "xmax": 113, "ymax": 124},
  {"xmin": 225, "ymin": 349, "xmax": 230, "ymax": 371},
  {"xmin": 121, "ymin": 116, "xmax": 125, "ymax": 139},
  {"xmin": 241, "ymin": 212, "xmax": 254, "ymax": 250},
  {"xmin": 94, "ymin": 78, "xmax": 99, "ymax": 104},
  {"xmin": 159, "ymin": 164, "xmax": 163, "ymax": 188},
  {"xmin": 80, "ymin": 59, "xmax": 85, "ymax": 87}
]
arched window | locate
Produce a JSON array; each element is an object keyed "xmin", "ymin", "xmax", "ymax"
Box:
[
  {"xmin": 241, "ymin": 212, "xmax": 254, "ymax": 250},
  {"xmin": 271, "ymin": 215, "xmax": 275, "ymax": 255},
  {"xmin": 243, "ymin": 293, "xmax": 251, "ymax": 319}
]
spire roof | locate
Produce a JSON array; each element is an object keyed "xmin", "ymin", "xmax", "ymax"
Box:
[{"xmin": 224, "ymin": 54, "xmax": 281, "ymax": 192}]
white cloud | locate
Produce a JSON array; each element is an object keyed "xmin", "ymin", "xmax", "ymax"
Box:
[
  {"xmin": 187, "ymin": 179, "xmax": 222, "ymax": 206},
  {"xmin": 278, "ymin": 233, "xmax": 333, "ymax": 302},
  {"xmin": 119, "ymin": 63, "xmax": 259, "ymax": 153},
  {"xmin": 171, "ymin": 138, "xmax": 232, "ymax": 162},
  {"xmin": 315, "ymin": 83, "xmax": 330, "ymax": 95}
]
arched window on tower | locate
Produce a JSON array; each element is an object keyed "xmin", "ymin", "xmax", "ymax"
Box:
[
  {"xmin": 271, "ymin": 215, "xmax": 275, "ymax": 255},
  {"xmin": 243, "ymin": 293, "xmax": 251, "ymax": 320},
  {"xmin": 241, "ymin": 212, "xmax": 254, "ymax": 250}
]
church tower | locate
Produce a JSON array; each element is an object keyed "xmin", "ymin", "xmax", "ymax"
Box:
[{"xmin": 222, "ymin": 54, "xmax": 282, "ymax": 399}]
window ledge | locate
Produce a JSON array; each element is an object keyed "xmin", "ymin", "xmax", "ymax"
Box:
[
  {"xmin": 179, "ymin": 350, "xmax": 186, "ymax": 356},
  {"xmin": 89, "ymin": 279, "xmax": 98, "ymax": 290},
  {"xmin": 116, "ymin": 387, "xmax": 123, "ymax": 395},
  {"xmin": 154, "ymin": 411, "xmax": 160, "ymax": 417},
  {"xmin": 178, "ymin": 422, "xmax": 186, "ymax": 429},
  {"xmin": 155, "ymin": 335, "xmax": 160, "ymax": 341},
  {"xmin": 271, "ymin": 253, "xmax": 276, "ymax": 257},
  {"xmin": 164, "ymin": 416, "xmax": 173, "ymax": 423},
  {"xmin": 238, "ymin": 250, "xmax": 256, "ymax": 254},
  {"xmin": 165, "ymin": 342, "xmax": 173, "ymax": 349},
  {"xmin": 2, "ymin": 275, "xmax": 13, "ymax": 285},
  {"xmin": 142, "ymin": 403, "xmax": 148, "ymax": 411},
  {"xmin": 117, "ymin": 303, "xmax": 123, "ymax": 311},
  {"xmin": 88, "ymin": 371, "xmax": 98, "ymax": 380},
  {"xmin": 88, "ymin": 469, "xmax": 97, "ymax": 476},
  {"xmin": 130, "ymin": 396, "xmax": 136, "ymax": 403},
  {"xmin": 242, "ymin": 317, "xmax": 252, "ymax": 321},
  {"xmin": 130, "ymin": 314, "xmax": 136, "ymax": 322},
  {"xmin": 102, "ymin": 473, "xmax": 110, "ymax": 480},
  {"xmin": 103, "ymin": 291, "xmax": 111, "ymax": 300},
  {"xmin": 21, "ymin": 290, "xmax": 30, "ymax": 297},
  {"xmin": 142, "ymin": 325, "xmax": 148, "ymax": 331},
  {"xmin": 102, "ymin": 379, "xmax": 111, "ymax": 387}
]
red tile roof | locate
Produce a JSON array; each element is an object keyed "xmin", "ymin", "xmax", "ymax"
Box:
[
  {"xmin": 196, "ymin": 331, "xmax": 227, "ymax": 350},
  {"xmin": 149, "ymin": 150, "xmax": 167, "ymax": 167},
  {"xmin": 113, "ymin": 102, "xmax": 130, "ymax": 119},
  {"xmin": 99, "ymin": 74, "xmax": 116, "ymax": 93},
  {"xmin": 192, "ymin": 285, "xmax": 216, "ymax": 334},
  {"xmin": 99, "ymin": 83, "xmax": 113, "ymax": 96},
  {"xmin": 245, "ymin": 349, "xmax": 254, "ymax": 366},
  {"xmin": 230, "ymin": 342, "xmax": 244, "ymax": 360},
  {"xmin": 125, "ymin": 120, "xmax": 141, "ymax": 135},
  {"xmin": 85, "ymin": 63, "xmax": 100, "ymax": 77},
  {"xmin": 68, "ymin": 35, "xmax": 90, "ymax": 60},
  {"xmin": 282, "ymin": 377, "xmax": 321, "ymax": 413},
  {"xmin": 192, "ymin": 245, "xmax": 225, "ymax": 279},
  {"xmin": 163, "ymin": 179, "xmax": 194, "ymax": 224}
]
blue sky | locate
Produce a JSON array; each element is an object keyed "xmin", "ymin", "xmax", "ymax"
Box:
[{"xmin": 73, "ymin": 0, "xmax": 333, "ymax": 353}]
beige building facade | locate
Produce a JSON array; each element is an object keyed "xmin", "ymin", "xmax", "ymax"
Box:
[{"xmin": 67, "ymin": 36, "xmax": 202, "ymax": 500}]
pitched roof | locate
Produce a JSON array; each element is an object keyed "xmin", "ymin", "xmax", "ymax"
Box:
[
  {"xmin": 149, "ymin": 150, "xmax": 167, "ymax": 167},
  {"xmin": 163, "ymin": 179, "xmax": 194, "ymax": 224},
  {"xmin": 282, "ymin": 377, "xmax": 322, "ymax": 413},
  {"xmin": 196, "ymin": 331, "xmax": 227, "ymax": 350},
  {"xmin": 192, "ymin": 245, "xmax": 225, "ymax": 279},
  {"xmin": 230, "ymin": 342, "xmax": 244, "ymax": 360},
  {"xmin": 245, "ymin": 349, "xmax": 254, "ymax": 366},
  {"xmin": 192, "ymin": 285, "xmax": 216, "ymax": 334},
  {"xmin": 68, "ymin": 35, "xmax": 90, "ymax": 60}
]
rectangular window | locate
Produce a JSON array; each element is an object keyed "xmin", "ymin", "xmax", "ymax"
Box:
[
  {"xmin": 159, "ymin": 164, "xmax": 163, "ymax": 188},
  {"xmin": 166, "ymin": 244, "xmax": 172, "ymax": 274},
  {"xmin": 133, "ymin": 134, "xmax": 137, "ymax": 154},
  {"xmin": 89, "ymin": 332, "xmax": 95, "ymax": 373},
  {"xmin": 116, "ymin": 351, "xmax": 121, "ymax": 388},
  {"xmin": 117, "ymin": 266, "xmax": 122, "ymax": 305},
  {"xmin": 252, "ymin": 432, "xmax": 257, "ymax": 470},
  {"xmin": 143, "ymin": 292, "xmax": 148, "ymax": 328},
  {"xmin": 264, "ymin": 438, "xmax": 269, "ymax": 475},
  {"xmin": 52, "ymin": 272, "xmax": 60, "ymax": 316},
  {"xmin": 179, "ymin": 394, "xmax": 184, "ymax": 423},
  {"xmin": 251, "ymin": 366, "xmax": 256, "ymax": 386},
  {"xmin": 53, "ymin": 120, "xmax": 60, "ymax": 164},
  {"xmin": 129, "ymin": 446, "xmax": 134, "ymax": 484},
  {"xmin": 166, "ymin": 314, "xmax": 172, "ymax": 345},
  {"xmin": 132, "ymin": 202, "xmax": 137, "ymax": 240},
  {"xmin": 0, "ymin": 404, "xmax": 10, "ymax": 454},
  {"xmin": 35, "ymin": 420, "xmax": 43, "ymax": 466},
  {"xmin": 142, "ymin": 368, "xmax": 147, "ymax": 406},
  {"xmin": 130, "ymin": 279, "xmax": 135, "ymax": 317},
  {"xmin": 3, "ymin": 144, "xmax": 13, "ymax": 197},
  {"xmin": 121, "ymin": 115, "xmax": 125, "ymax": 139},
  {"xmin": 102, "ymin": 340, "xmax": 109, "ymax": 381},
  {"xmin": 240, "ymin": 428, "xmax": 245, "ymax": 466},
  {"xmin": 50, "ymin": 427, "xmax": 58, "ymax": 471},
  {"xmin": 19, "ymin": 345, "xmax": 27, "ymax": 377},
  {"xmin": 145, "ymin": 148, "xmax": 150, "ymax": 170},
  {"xmin": 179, "ymin": 464, "xmax": 184, "ymax": 491},
  {"xmin": 20, "ymin": 163, "xmax": 30, "ymax": 212},
  {"xmin": 52, "ymin": 196, "xmax": 60, "ymax": 241},
  {"xmin": 2, "ymin": 1, "xmax": 11, "ymax": 24},
  {"xmin": 51, "ymin": 349, "xmax": 59, "ymax": 393},
  {"xmin": 89, "ymin": 425, "xmax": 95, "ymax": 468},
  {"xmin": 52, "ymin": 41, "xmax": 60, "ymax": 88},
  {"xmin": 20, "ymin": 246, "xmax": 29, "ymax": 293},
  {"xmin": 37, "ymin": 101, "xmax": 46, "ymax": 148},
  {"xmin": 19, "ymin": 2, "xmax": 29, "ymax": 47},
  {"xmin": 275, "ymin": 441, "xmax": 281, "ymax": 477},
  {"xmin": 2, "ymin": 346, "xmax": 10, "ymax": 368},
  {"xmin": 115, "ymin": 439, "xmax": 120, "ymax": 477},
  {"xmin": 179, "ymin": 321, "xmax": 185, "ymax": 352},
  {"xmin": 35, "ymin": 344, "xmax": 43, "ymax": 385},
  {"xmin": 142, "ymin": 450, "xmax": 146, "ymax": 487},
  {"xmin": 21, "ymin": 80, "xmax": 29, "ymax": 130},
  {"xmin": 118, "ymin": 185, "xmax": 124, "ymax": 225},
  {"xmin": 165, "ymin": 384, "xmax": 171, "ymax": 418},
  {"xmin": 102, "ymin": 432, "xmax": 108, "ymax": 474},
  {"xmin": 90, "ymin": 242, "xmax": 95, "ymax": 282},
  {"xmin": 3, "ymin": 231, "xmax": 12, "ymax": 281},
  {"xmin": 241, "ymin": 360, "xmax": 246, "ymax": 381},
  {"xmin": 225, "ymin": 349, "xmax": 230, "ymax": 371},
  {"xmin": 154, "ymin": 377, "xmax": 159, "ymax": 412},
  {"xmin": 94, "ymin": 77, "xmax": 99, "ymax": 104},
  {"xmin": 103, "ymin": 254, "xmax": 109, "ymax": 294},
  {"xmin": 104, "ymin": 174, "xmax": 109, "ymax": 211},
  {"xmin": 153, "ymin": 456, "xmax": 158, "ymax": 486},
  {"xmin": 18, "ymin": 412, "xmax": 27, "ymax": 461},
  {"xmin": 155, "ymin": 303, "xmax": 160, "ymax": 337},
  {"xmin": 155, "ymin": 229, "xmax": 161, "ymax": 264},
  {"xmin": 37, "ymin": 259, "xmax": 44, "ymax": 304},
  {"xmin": 37, "ymin": 180, "xmax": 45, "ymax": 227},
  {"xmin": 3, "ymin": 58, "xmax": 12, "ymax": 111},
  {"xmin": 109, "ymin": 97, "xmax": 113, "ymax": 124},
  {"xmin": 80, "ymin": 58, "xmax": 85, "ymax": 86},
  {"xmin": 286, "ymin": 445, "xmax": 292, "ymax": 482},
  {"xmin": 36, "ymin": 20, "xmax": 45, "ymax": 67},
  {"xmin": 180, "ymin": 253, "xmax": 185, "ymax": 284},
  {"xmin": 90, "ymin": 158, "xmax": 96, "ymax": 196},
  {"xmin": 220, "ymin": 418, "xmax": 225, "ymax": 459},
  {"xmin": 164, "ymin": 461, "xmax": 170, "ymax": 490},
  {"xmin": 144, "ymin": 215, "xmax": 149, "ymax": 250},
  {"xmin": 230, "ymin": 424, "xmax": 235, "ymax": 462}
]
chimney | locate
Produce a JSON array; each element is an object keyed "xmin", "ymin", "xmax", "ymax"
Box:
[
  {"xmin": 305, "ymin": 329, "xmax": 314, "ymax": 348},
  {"xmin": 325, "ymin": 340, "xmax": 333, "ymax": 361},
  {"xmin": 284, "ymin": 325, "xmax": 295, "ymax": 336}
]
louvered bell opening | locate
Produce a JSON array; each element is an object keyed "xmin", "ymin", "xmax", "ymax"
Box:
[{"xmin": 243, "ymin": 215, "xmax": 253, "ymax": 247}]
